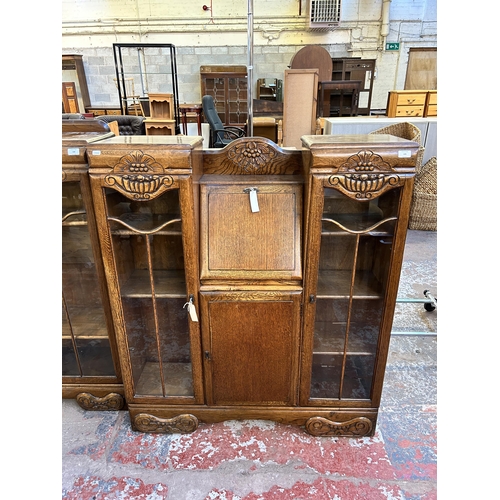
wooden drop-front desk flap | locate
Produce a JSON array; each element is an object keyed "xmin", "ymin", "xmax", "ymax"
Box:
[
  {"xmin": 200, "ymin": 177, "xmax": 303, "ymax": 281},
  {"xmin": 80, "ymin": 135, "xmax": 419, "ymax": 437}
]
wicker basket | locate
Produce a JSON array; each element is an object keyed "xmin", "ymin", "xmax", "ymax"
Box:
[
  {"xmin": 408, "ymin": 156, "xmax": 437, "ymax": 231},
  {"xmin": 369, "ymin": 122, "xmax": 425, "ymax": 173}
]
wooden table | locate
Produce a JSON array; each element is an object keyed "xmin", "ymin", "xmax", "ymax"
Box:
[{"xmin": 179, "ymin": 104, "xmax": 203, "ymax": 135}]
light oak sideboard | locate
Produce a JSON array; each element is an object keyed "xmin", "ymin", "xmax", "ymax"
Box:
[{"xmin": 63, "ymin": 133, "xmax": 419, "ymax": 437}]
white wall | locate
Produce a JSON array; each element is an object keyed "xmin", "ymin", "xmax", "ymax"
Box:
[{"xmin": 62, "ymin": 0, "xmax": 437, "ymax": 110}]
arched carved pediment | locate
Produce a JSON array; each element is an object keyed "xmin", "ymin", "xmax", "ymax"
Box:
[
  {"xmin": 203, "ymin": 137, "xmax": 303, "ymax": 175},
  {"xmin": 104, "ymin": 150, "xmax": 174, "ymax": 200}
]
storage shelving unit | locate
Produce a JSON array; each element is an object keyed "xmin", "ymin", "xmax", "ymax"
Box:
[
  {"xmin": 257, "ymin": 78, "xmax": 283, "ymax": 101},
  {"xmin": 145, "ymin": 93, "xmax": 176, "ymax": 135},
  {"xmin": 112, "ymin": 43, "xmax": 180, "ymax": 133},
  {"xmin": 299, "ymin": 135, "xmax": 418, "ymax": 434},
  {"xmin": 331, "ymin": 58, "xmax": 375, "ymax": 115},
  {"xmin": 87, "ymin": 136, "xmax": 204, "ymax": 428}
]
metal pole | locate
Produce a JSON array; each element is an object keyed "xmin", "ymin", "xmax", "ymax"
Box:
[{"xmin": 247, "ymin": 0, "xmax": 253, "ymax": 136}]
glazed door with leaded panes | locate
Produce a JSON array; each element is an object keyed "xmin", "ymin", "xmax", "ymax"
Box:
[
  {"xmin": 90, "ymin": 171, "xmax": 203, "ymax": 405},
  {"xmin": 200, "ymin": 67, "xmax": 248, "ymax": 127},
  {"xmin": 301, "ymin": 179, "xmax": 405, "ymax": 406},
  {"xmin": 62, "ymin": 175, "xmax": 121, "ymax": 384}
]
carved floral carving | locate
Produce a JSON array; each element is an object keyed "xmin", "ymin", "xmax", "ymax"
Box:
[
  {"xmin": 226, "ymin": 140, "xmax": 278, "ymax": 173},
  {"xmin": 305, "ymin": 416, "xmax": 373, "ymax": 437},
  {"xmin": 105, "ymin": 150, "xmax": 174, "ymax": 200},
  {"xmin": 133, "ymin": 413, "xmax": 199, "ymax": 434},
  {"xmin": 76, "ymin": 392, "xmax": 125, "ymax": 411}
]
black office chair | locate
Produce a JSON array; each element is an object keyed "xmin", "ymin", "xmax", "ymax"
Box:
[{"xmin": 202, "ymin": 95, "xmax": 246, "ymax": 148}]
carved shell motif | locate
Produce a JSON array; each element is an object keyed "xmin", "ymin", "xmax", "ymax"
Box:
[
  {"xmin": 105, "ymin": 150, "xmax": 174, "ymax": 200},
  {"xmin": 329, "ymin": 149, "xmax": 401, "ymax": 200},
  {"xmin": 340, "ymin": 150, "xmax": 391, "ymax": 172},
  {"xmin": 226, "ymin": 140, "xmax": 278, "ymax": 173}
]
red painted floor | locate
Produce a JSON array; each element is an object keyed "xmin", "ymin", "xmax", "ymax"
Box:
[{"xmin": 61, "ymin": 334, "xmax": 437, "ymax": 500}]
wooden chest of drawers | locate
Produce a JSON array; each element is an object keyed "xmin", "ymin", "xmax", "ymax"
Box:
[
  {"xmin": 386, "ymin": 90, "xmax": 437, "ymax": 118},
  {"xmin": 386, "ymin": 91, "xmax": 427, "ymax": 117},
  {"xmin": 424, "ymin": 91, "xmax": 437, "ymax": 117}
]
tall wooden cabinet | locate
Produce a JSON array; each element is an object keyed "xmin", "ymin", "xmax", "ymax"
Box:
[
  {"xmin": 331, "ymin": 58, "xmax": 375, "ymax": 115},
  {"xmin": 299, "ymin": 135, "xmax": 417, "ymax": 435},
  {"xmin": 200, "ymin": 65, "xmax": 248, "ymax": 127},
  {"xmin": 62, "ymin": 131, "xmax": 124, "ymax": 410},
  {"xmin": 87, "ymin": 136, "xmax": 205, "ymax": 432},
  {"xmin": 62, "ymin": 54, "xmax": 91, "ymax": 114},
  {"xmin": 81, "ymin": 134, "xmax": 418, "ymax": 436}
]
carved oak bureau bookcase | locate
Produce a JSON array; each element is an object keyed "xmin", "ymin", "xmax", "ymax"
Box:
[
  {"xmin": 82, "ymin": 133, "xmax": 418, "ymax": 437},
  {"xmin": 62, "ymin": 130, "xmax": 125, "ymax": 410}
]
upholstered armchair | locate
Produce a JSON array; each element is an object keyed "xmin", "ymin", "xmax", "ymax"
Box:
[{"xmin": 96, "ymin": 115, "xmax": 146, "ymax": 135}]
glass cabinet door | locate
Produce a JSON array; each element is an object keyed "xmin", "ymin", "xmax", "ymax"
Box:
[
  {"xmin": 104, "ymin": 187, "xmax": 194, "ymax": 399},
  {"xmin": 62, "ymin": 181, "xmax": 117, "ymax": 378},
  {"xmin": 309, "ymin": 187, "xmax": 400, "ymax": 402},
  {"xmin": 227, "ymin": 77, "xmax": 248, "ymax": 125}
]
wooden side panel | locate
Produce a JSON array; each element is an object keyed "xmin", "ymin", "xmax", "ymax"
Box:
[{"xmin": 282, "ymin": 69, "xmax": 319, "ymax": 149}]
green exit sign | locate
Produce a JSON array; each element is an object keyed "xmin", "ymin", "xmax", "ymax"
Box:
[{"xmin": 386, "ymin": 42, "xmax": 400, "ymax": 51}]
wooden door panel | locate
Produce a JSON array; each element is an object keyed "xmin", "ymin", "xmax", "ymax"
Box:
[
  {"xmin": 62, "ymin": 82, "xmax": 79, "ymax": 113},
  {"xmin": 202, "ymin": 292, "xmax": 301, "ymax": 406}
]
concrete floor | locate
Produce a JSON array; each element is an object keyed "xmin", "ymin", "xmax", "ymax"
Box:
[{"xmin": 61, "ymin": 230, "xmax": 437, "ymax": 500}]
